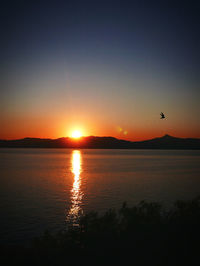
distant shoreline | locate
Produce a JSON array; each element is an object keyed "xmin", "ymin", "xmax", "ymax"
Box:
[
  {"xmin": 0, "ymin": 147, "xmax": 200, "ymax": 150},
  {"xmin": 0, "ymin": 134, "xmax": 200, "ymax": 150}
]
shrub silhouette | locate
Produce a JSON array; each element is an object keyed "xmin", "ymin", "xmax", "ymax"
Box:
[{"xmin": 1, "ymin": 197, "xmax": 200, "ymax": 266}]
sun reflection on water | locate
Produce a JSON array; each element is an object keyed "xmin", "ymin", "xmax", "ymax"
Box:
[{"xmin": 67, "ymin": 150, "xmax": 83, "ymax": 226}]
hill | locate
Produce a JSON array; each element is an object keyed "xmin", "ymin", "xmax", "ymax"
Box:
[
  {"xmin": 0, "ymin": 135, "xmax": 200, "ymax": 149},
  {"xmin": 130, "ymin": 134, "xmax": 200, "ymax": 149}
]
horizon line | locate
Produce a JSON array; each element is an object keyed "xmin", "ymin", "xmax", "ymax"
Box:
[{"xmin": 1, "ymin": 134, "xmax": 200, "ymax": 142}]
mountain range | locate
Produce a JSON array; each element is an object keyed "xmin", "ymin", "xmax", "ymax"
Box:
[{"xmin": 0, "ymin": 135, "xmax": 200, "ymax": 149}]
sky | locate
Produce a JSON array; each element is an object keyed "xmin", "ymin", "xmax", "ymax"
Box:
[{"xmin": 1, "ymin": 0, "xmax": 199, "ymax": 140}]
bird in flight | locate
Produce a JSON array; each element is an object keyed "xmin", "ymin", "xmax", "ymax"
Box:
[{"xmin": 160, "ymin": 112, "xmax": 165, "ymax": 119}]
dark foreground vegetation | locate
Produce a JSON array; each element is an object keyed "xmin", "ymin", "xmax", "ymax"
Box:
[{"xmin": 1, "ymin": 197, "xmax": 200, "ymax": 266}]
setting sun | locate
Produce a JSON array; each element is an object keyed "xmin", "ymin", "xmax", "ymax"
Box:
[{"xmin": 71, "ymin": 130, "xmax": 82, "ymax": 139}]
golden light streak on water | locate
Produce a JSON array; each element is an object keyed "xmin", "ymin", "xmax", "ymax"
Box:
[{"xmin": 67, "ymin": 150, "xmax": 83, "ymax": 226}]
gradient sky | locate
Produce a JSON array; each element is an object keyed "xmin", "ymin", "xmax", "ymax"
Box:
[{"xmin": 1, "ymin": 0, "xmax": 199, "ymax": 140}]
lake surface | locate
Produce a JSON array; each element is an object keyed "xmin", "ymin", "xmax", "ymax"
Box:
[{"xmin": 0, "ymin": 148, "xmax": 200, "ymax": 244}]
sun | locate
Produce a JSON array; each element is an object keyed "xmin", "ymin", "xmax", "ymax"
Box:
[{"xmin": 71, "ymin": 130, "xmax": 82, "ymax": 139}]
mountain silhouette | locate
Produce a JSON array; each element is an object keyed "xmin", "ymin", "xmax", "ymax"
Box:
[{"xmin": 0, "ymin": 135, "xmax": 200, "ymax": 149}]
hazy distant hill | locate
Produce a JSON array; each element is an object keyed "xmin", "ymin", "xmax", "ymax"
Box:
[
  {"xmin": 129, "ymin": 134, "xmax": 200, "ymax": 149},
  {"xmin": 0, "ymin": 135, "xmax": 200, "ymax": 149}
]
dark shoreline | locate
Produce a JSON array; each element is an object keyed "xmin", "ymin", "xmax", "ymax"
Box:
[
  {"xmin": 1, "ymin": 147, "xmax": 200, "ymax": 150},
  {"xmin": 1, "ymin": 134, "xmax": 200, "ymax": 150}
]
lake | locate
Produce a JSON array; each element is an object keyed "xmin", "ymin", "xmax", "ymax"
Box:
[{"xmin": 0, "ymin": 148, "xmax": 200, "ymax": 244}]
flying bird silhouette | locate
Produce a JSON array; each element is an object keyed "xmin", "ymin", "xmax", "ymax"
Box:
[{"xmin": 160, "ymin": 112, "xmax": 165, "ymax": 119}]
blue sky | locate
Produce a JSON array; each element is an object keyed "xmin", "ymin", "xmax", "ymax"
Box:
[{"xmin": 1, "ymin": 0, "xmax": 199, "ymax": 139}]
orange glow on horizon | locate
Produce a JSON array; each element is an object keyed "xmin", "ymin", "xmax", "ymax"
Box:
[{"xmin": 0, "ymin": 115, "xmax": 199, "ymax": 141}]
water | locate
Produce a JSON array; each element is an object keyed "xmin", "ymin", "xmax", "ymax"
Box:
[{"xmin": 0, "ymin": 148, "xmax": 200, "ymax": 244}]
